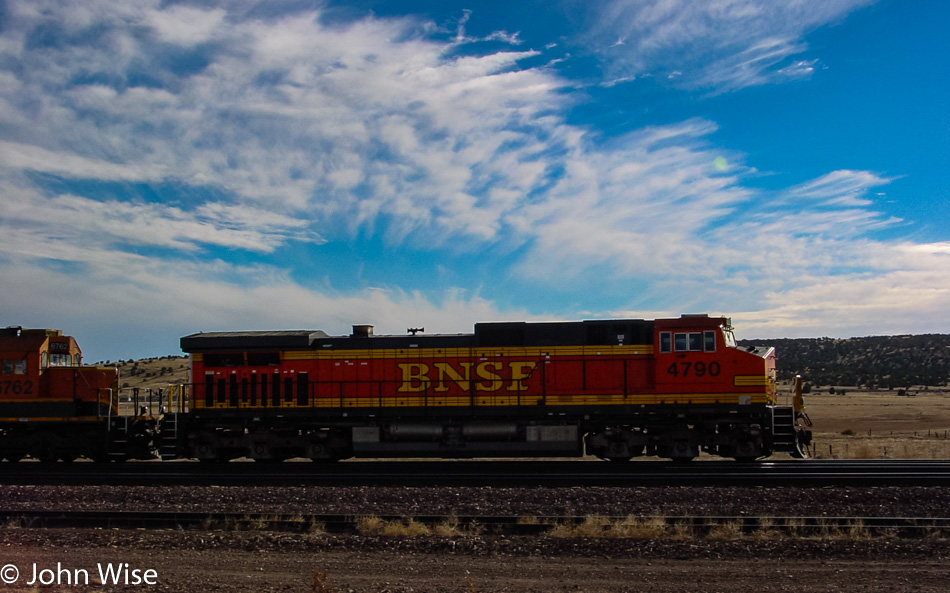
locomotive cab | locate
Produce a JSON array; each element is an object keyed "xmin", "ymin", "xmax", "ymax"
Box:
[
  {"xmin": 645, "ymin": 315, "xmax": 806, "ymax": 460},
  {"xmin": 0, "ymin": 327, "xmax": 154, "ymax": 462},
  {"xmin": 654, "ymin": 315, "xmax": 777, "ymax": 405}
]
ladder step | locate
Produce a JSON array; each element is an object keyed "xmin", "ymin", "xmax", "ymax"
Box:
[{"xmin": 772, "ymin": 406, "xmax": 798, "ymax": 448}]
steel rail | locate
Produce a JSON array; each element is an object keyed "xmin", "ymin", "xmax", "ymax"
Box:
[{"xmin": 3, "ymin": 460, "xmax": 950, "ymax": 487}]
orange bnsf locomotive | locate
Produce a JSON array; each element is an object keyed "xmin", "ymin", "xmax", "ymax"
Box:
[
  {"xmin": 0, "ymin": 327, "xmax": 155, "ymax": 462},
  {"xmin": 177, "ymin": 314, "xmax": 811, "ymax": 462},
  {"xmin": 0, "ymin": 316, "xmax": 810, "ymax": 462}
]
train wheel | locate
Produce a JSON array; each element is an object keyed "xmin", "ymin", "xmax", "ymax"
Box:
[{"xmin": 730, "ymin": 438, "xmax": 763, "ymax": 462}]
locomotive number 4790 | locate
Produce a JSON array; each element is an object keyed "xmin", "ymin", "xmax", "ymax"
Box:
[{"xmin": 665, "ymin": 361, "xmax": 721, "ymax": 378}]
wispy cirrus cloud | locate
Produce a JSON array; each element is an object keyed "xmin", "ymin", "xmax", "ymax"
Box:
[
  {"xmin": 586, "ymin": 0, "xmax": 873, "ymax": 92},
  {"xmin": 1, "ymin": 0, "xmax": 945, "ymax": 359},
  {"xmin": 0, "ymin": 187, "xmax": 322, "ymax": 256},
  {"xmin": 737, "ymin": 241, "xmax": 950, "ymax": 337},
  {"xmin": 787, "ymin": 169, "xmax": 899, "ymax": 207}
]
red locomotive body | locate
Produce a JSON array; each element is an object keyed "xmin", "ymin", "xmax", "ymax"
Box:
[
  {"xmin": 0, "ymin": 327, "xmax": 154, "ymax": 462},
  {"xmin": 180, "ymin": 315, "xmax": 810, "ymax": 462}
]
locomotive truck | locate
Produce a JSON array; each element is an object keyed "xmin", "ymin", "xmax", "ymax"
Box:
[{"xmin": 1, "ymin": 315, "xmax": 812, "ymax": 463}]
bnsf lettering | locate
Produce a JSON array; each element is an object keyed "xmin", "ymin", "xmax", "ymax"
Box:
[
  {"xmin": 397, "ymin": 361, "xmax": 537, "ymax": 393},
  {"xmin": 434, "ymin": 362, "xmax": 473, "ymax": 392}
]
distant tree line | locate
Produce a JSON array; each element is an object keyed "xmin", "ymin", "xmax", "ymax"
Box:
[{"xmin": 738, "ymin": 334, "xmax": 950, "ymax": 390}]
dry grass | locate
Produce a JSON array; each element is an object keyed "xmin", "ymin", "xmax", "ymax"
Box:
[
  {"xmin": 800, "ymin": 389, "xmax": 950, "ymax": 460},
  {"xmin": 843, "ymin": 519, "xmax": 870, "ymax": 540},
  {"xmin": 356, "ymin": 515, "xmax": 482, "ymax": 537},
  {"xmin": 810, "ymin": 435, "xmax": 950, "ymax": 460},
  {"xmin": 750, "ymin": 516, "xmax": 779, "ymax": 540},
  {"xmin": 548, "ymin": 515, "xmax": 687, "ymax": 539},
  {"xmin": 432, "ymin": 516, "xmax": 483, "ymax": 537},
  {"xmin": 4, "ymin": 515, "xmax": 36, "ymax": 529},
  {"xmin": 542, "ymin": 515, "xmax": 941, "ymax": 540},
  {"xmin": 193, "ymin": 514, "xmax": 324, "ymax": 534},
  {"xmin": 383, "ymin": 519, "xmax": 431, "ymax": 537},
  {"xmin": 347, "ymin": 514, "xmax": 950, "ymax": 540},
  {"xmin": 706, "ymin": 519, "xmax": 744, "ymax": 540},
  {"xmin": 558, "ymin": 515, "xmax": 609, "ymax": 538},
  {"xmin": 612, "ymin": 515, "xmax": 670, "ymax": 538},
  {"xmin": 355, "ymin": 514, "xmax": 385, "ymax": 535}
]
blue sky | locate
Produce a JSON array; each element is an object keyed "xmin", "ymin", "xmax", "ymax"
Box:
[{"xmin": 1, "ymin": 0, "xmax": 948, "ymax": 361}]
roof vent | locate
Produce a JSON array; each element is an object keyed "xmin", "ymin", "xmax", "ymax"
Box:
[{"xmin": 352, "ymin": 325, "xmax": 374, "ymax": 338}]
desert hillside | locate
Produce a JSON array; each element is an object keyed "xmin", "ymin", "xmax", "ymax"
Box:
[
  {"xmin": 739, "ymin": 334, "xmax": 950, "ymax": 389},
  {"xmin": 109, "ymin": 355, "xmax": 190, "ymax": 393}
]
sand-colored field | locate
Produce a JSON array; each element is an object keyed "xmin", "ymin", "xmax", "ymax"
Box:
[{"xmin": 801, "ymin": 389, "xmax": 950, "ymax": 459}]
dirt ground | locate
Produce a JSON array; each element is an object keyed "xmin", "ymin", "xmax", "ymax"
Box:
[
  {"xmin": 3, "ymin": 483, "xmax": 950, "ymax": 592},
  {"xmin": 2, "ymin": 530, "xmax": 949, "ymax": 593},
  {"xmin": 4, "ymin": 389, "xmax": 950, "ymax": 592}
]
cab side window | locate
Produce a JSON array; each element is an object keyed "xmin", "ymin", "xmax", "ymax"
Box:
[
  {"xmin": 674, "ymin": 332, "xmax": 689, "ymax": 351},
  {"xmin": 2, "ymin": 359, "xmax": 27, "ymax": 374},
  {"xmin": 660, "ymin": 331, "xmax": 717, "ymax": 353},
  {"xmin": 704, "ymin": 331, "xmax": 717, "ymax": 352},
  {"xmin": 50, "ymin": 353, "xmax": 71, "ymax": 367},
  {"xmin": 688, "ymin": 333, "xmax": 703, "ymax": 351}
]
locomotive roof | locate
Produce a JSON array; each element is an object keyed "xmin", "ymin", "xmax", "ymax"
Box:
[
  {"xmin": 180, "ymin": 319, "xmax": 660, "ymax": 353},
  {"xmin": 0, "ymin": 334, "xmax": 49, "ymax": 354},
  {"xmin": 180, "ymin": 330, "xmax": 329, "ymax": 352},
  {"xmin": 0, "ymin": 328, "xmax": 65, "ymax": 354}
]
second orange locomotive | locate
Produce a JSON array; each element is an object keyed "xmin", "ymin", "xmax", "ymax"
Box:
[{"xmin": 0, "ymin": 327, "xmax": 154, "ymax": 462}]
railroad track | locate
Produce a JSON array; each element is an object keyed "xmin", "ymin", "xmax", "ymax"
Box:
[
  {"xmin": 2, "ymin": 509, "xmax": 949, "ymax": 538},
  {"xmin": 2, "ymin": 459, "xmax": 950, "ymax": 486}
]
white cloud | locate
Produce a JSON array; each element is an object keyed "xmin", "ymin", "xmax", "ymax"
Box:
[
  {"xmin": 0, "ymin": 179, "xmax": 322, "ymax": 256},
  {"xmin": 737, "ymin": 248, "xmax": 950, "ymax": 338},
  {"xmin": 145, "ymin": 5, "xmax": 226, "ymax": 46},
  {"xmin": 0, "ymin": 2, "xmax": 567, "ymax": 239},
  {"xmin": 693, "ymin": 36, "xmax": 808, "ymax": 92},
  {"xmin": 507, "ymin": 119, "xmax": 751, "ymax": 278},
  {"xmin": 0, "ymin": 0, "xmax": 945, "ymax": 358},
  {"xmin": 787, "ymin": 169, "xmax": 897, "ymax": 207},
  {"xmin": 0, "ymin": 249, "xmax": 532, "ymax": 360},
  {"xmin": 0, "ymin": 141, "xmax": 167, "ymax": 181},
  {"xmin": 588, "ymin": 0, "xmax": 874, "ymax": 91},
  {"xmin": 610, "ymin": 242, "xmax": 950, "ymax": 339}
]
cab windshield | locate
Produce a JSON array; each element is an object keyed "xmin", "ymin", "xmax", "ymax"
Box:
[{"xmin": 723, "ymin": 328, "xmax": 737, "ymax": 348}]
